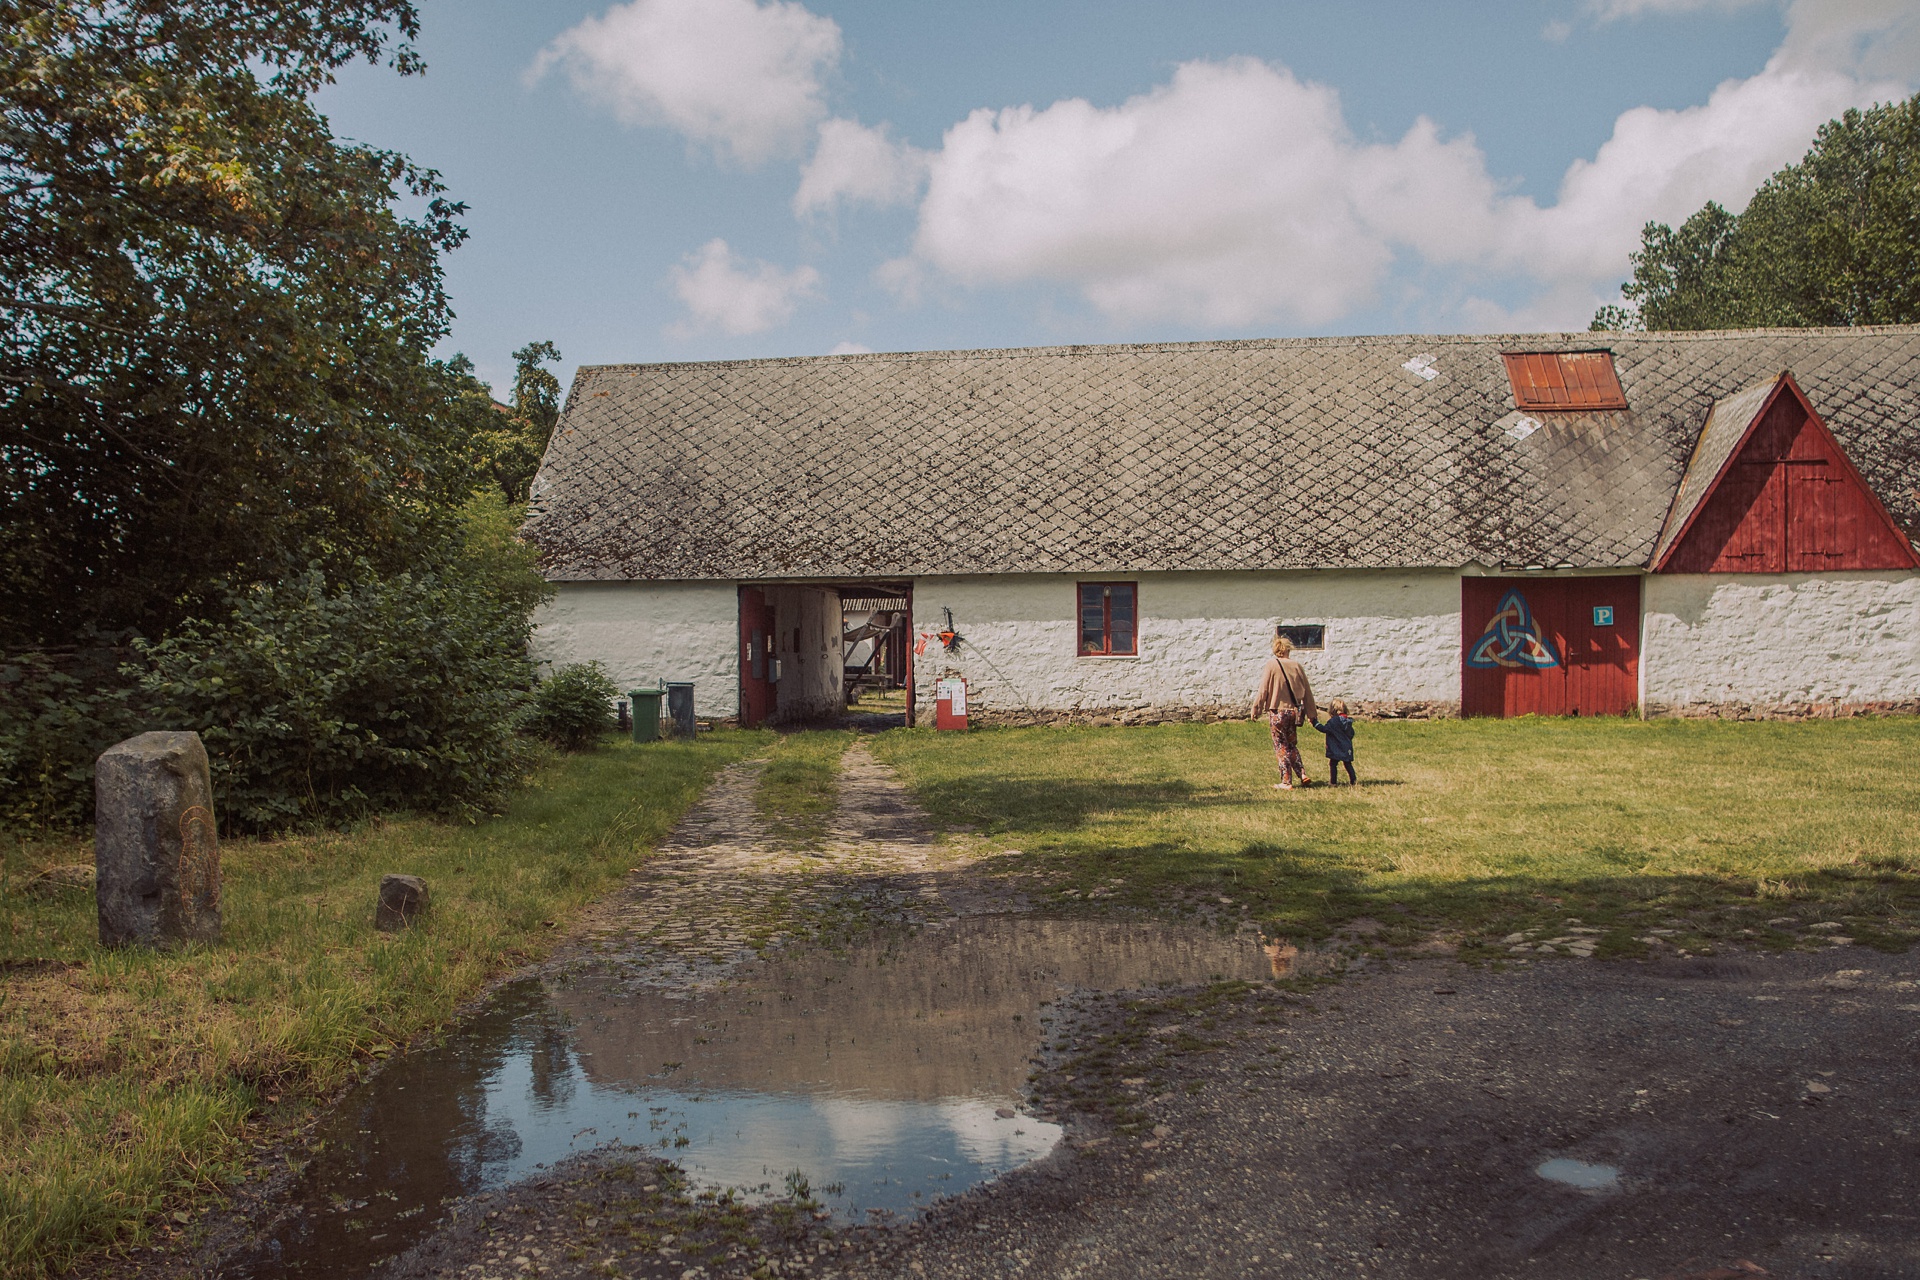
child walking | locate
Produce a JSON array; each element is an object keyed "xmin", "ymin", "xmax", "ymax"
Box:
[{"xmin": 1311, "ymin": 699, "xmax": 1358, "ymax": 785}]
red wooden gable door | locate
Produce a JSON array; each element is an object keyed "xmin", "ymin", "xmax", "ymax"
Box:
[
  {"xmin": 738, "ymin": 586, "xmax": 776, "ymax": 727},
  {"xmin": 1660, "ymin": 377, "xmax": 1920, "ymax": 574},
  {"xmin": 1461, "ymin": 577, "xmax": 1640, "ymax": 718}
]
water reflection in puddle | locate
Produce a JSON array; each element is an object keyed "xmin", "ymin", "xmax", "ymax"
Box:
[
  {"xmin": 1535, "ymin": 1157, "xmax": 1621, "ymax": 1190},
  {"xmin": 228, "ymin": 916, "xmax": 1273, "ymax": 1278}
]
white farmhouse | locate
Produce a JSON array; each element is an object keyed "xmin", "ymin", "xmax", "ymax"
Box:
[{"xmin": 522, "ymin": 328, "xmax": 1920, "ymax": 725}]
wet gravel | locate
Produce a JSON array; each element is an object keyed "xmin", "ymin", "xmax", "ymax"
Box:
[
  {"xmin": 299, "ymin": 946, "xmax": 1920, "ymax": 1280},
  {"xmin": 854, "ymin": 948, "xmax": 1920, "ymax": 1280}
]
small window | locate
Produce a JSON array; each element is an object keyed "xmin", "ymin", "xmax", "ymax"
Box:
[
  {"xmin": 1077, "ymin": 582, "xmax": 1137, "ymax": 656},
  {"xmin": 1276, "ymin": 624, "xmax": 1325, "ymax": 650},
  {"xmin": 1502, "ymin": 351, "xmax": 1627, "ymax": 411}
]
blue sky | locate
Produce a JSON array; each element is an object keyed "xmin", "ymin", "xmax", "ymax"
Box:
[{"xmin": 314, "ymin": 1, "xmax": 1918, "ymax": 393}]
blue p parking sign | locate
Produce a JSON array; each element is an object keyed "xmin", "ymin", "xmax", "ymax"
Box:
[{"xmin": 1593, "ymin": 606, "xmax": 1614, "ymax": 627}]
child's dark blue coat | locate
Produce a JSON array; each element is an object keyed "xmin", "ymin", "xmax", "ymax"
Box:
[{"xmin": 1310, "ymin": 713, "xmax": 1355, "ymax": 761}]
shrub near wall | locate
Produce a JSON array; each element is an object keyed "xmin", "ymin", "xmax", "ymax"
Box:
[
  {"xmin": 527, "ymin": 663, "xmax": 619, "ymax": 751},
  {"xmin": 138, "ymin": 565, "xmax": 539, "ymax": 833}
]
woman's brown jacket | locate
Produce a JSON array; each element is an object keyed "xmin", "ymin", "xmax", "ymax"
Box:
[{"xmin": 1252, "ymin": 658, "xmax": 1317, "ymax": 722}]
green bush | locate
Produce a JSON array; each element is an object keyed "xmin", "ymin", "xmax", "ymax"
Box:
[
  {"xmin": 527, "ymin": 663, "xmax": 619, "ymax": 751},
  {"xmin": 0, "ymin": 646, "xmax": 151, "ymax": 830},
  {"xmin": 137, "ymin": 564, "xmax": 539, "ymax": 833}
]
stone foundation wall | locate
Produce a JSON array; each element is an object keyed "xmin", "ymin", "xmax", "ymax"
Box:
[{"xmin": 1643, "ymin": 698, "xmax": 1920, "ymax": 721}]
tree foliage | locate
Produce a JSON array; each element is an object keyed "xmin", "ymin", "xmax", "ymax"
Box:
[
  {"xmin": 1595, "ymin": 94, "xmax": 1920, "ymax": 331},
  {"xmin": 0, "ymin": 4, "xmax": 582, "ymax": 831},
  {"xmin": 472, "ymin": 340, "xmax": 563, "ymax": 503},
  {"xmin": 0, "ymin": 0, "xmax": 484, "ymax": 649}
]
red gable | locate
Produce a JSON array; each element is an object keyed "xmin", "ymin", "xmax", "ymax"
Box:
[{"xmin": 1655, "ymin": 374, "xmax": 1919, "ymax": 574}]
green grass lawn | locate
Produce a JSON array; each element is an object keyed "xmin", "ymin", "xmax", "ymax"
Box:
[
  {"xmin": 0, "ymin": 731, "xmax": 765, "ymax": 1280},
  {"xmin": 869, "ymin": 716, "xmax": 1920, "ymax": 956}
]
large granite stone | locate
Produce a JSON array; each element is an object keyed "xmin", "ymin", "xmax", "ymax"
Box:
[
  {"xmin": 376, "ymin": 874, "xmax": 429, "ymax": 931},
  {"xmin": 95, "ymin": 731, "xmax": 221, "ymax": 948}
]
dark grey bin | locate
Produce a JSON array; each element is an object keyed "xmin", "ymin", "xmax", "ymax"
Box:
[{"xmin": 665, "ymin": 682, "xmax": 696, "ymax": 738}]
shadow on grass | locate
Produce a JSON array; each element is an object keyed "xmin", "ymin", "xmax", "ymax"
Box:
[
  {"xmin": 908, "ymin": 774, "xmax": 1416, "ymax": 834},
  {"xmin": 909, "ymin": 777, "xmax": 1204, "ymax": 833},
  {"xmin": 958, "ymin": 839, "xmax": 1920, "ymax": 954}
]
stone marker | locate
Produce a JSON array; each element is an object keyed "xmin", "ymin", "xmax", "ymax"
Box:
[
  {"xmin": 376, "ymin": 874, "xmax": 429, "ymax": 931},
  {"xmin": 95, "ymin": 731, "xmax": 221, "ymax": 948}
]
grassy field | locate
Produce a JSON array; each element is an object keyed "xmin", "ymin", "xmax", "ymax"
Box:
[
  {"xmin": 0, "ymin": 731, "xmax": 764, "ymax": 1280},
  {"xmin": 869, "ymin": 716, "xmax": 1920, "ymax": 957}
]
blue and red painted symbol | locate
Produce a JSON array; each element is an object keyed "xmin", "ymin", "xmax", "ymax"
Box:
[{"xmin": 1467, "ymin": 589, "xmax": 1560, "ymax": 670}]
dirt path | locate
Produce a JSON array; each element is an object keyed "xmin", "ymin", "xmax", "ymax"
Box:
[{"xmin": 569, "ymin": 743, "xmax": 1022, "ymax": 989}]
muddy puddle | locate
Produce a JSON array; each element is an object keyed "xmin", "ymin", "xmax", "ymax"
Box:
[{"xmin": 227, "ymin": 916, "xmax": 1277, "ymax": 1278}]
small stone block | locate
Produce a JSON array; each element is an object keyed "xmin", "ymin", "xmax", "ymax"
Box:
[
  {"xmin": 94, "ymin": 731, "xmax": 221, "ymax": 948},
  {"xmin": 376, "ymin": 875, "xmax": 429, "ymax": 931}
]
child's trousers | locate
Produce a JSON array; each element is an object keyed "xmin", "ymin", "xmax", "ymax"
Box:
[{"xmin": 1329, "ymin": 759, "xmax": 1356, "ymax": 784}]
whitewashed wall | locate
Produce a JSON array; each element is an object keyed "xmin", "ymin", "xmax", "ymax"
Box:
[
  {"xmin": 1642, "ymin": 571, "xmax": 1920, "ymax": 710},
  {"xmin": 910, "ymin": 571, "xmax": 1461, "ymax": 717},
  {"xmin": 533, "ymin": 582, "xmax": 739, "ymax": 718},
  {"xmin": 768, "ymin": 585, "xmax": 843, "ymax": 720}
]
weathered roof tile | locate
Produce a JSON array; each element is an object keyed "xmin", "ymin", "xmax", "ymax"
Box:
[{"xmin": 525, "ymin": 328, "xmax": 1920, "ymax": 580}]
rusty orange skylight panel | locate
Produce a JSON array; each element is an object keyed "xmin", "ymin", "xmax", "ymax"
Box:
[{"xmin": 1502, "ymin": 351, "xmax": 1627, "ymax": 411}]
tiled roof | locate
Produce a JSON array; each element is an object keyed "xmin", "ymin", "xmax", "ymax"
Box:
[
  {"xmin": 523, "ymin": 328, "xmax": 1920, "ymax": 581},
  {"xmin": 1650, "ymin": 375, "xmax": 1781, "ymax": 569}
]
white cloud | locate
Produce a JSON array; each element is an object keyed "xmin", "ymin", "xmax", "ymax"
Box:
[
  {"xmin": 1585, "ymin": 0, "xmax": 1772, "ymax": 21},
  {"xmin": 793, "ymin": 119, "xmax": 930, "ymax": 215},
  {"xmin": 531, "ymin": 0, "xmax": 841, "ymax": 166},
  {"xmin": 828, "ymin": 340, "xmax": 874, "ymax": 354},
  {"xmin": 1778, "ymin": 0, "xmax": 1920, "ymax": 78},
  {"xmin": 910, "ymin": 59, "xmax": 1419, "ymax": 327},
  {"xmin": 668, "ymin": 239, "xmax": 821, "ymax": 335},
  {"xmin": 890, "ymin": 0, "xmax": 1910, "ymax": 331}
]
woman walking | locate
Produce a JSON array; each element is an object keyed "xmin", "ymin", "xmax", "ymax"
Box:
[{"xmin": 1253, "ymin": 631, "xmax": 1318, "ymax": 790}]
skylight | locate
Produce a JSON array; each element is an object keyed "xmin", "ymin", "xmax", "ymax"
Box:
[{"xmin": 1501, "ymin": 351, "xmax": 1627, "ymax": 411}]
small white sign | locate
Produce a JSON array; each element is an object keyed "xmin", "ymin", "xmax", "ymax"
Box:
[
  {"xmin": 937, "ymin": 679, "xmax": 967, "ymax": 716},
  {"xmin": 1505, "ymin": 415, "xmax": 1542, "ymax": 441}
]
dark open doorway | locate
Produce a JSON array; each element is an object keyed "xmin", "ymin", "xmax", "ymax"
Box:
[
  {"xmin": 840, "ymin": 586, "xmax": 913, "ymax": 729},
  {"xmin": 738, "ymin": 582, "xmax": 913, "ymax": 729}
]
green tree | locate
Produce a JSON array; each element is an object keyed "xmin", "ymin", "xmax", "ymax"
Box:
[
  {"xmin": 472, "ymin": 340, "xmax": 563, "ymax": 502},
  {"xmin": 0, "ymin": 1, "xmax": 480, "ymax": 649},
  {"xmin": 1594, "ymin": 94, "xmax": 1920, "ymax": 331}
]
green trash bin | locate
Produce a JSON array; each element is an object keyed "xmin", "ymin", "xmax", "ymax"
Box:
[{"xmin": 629, "ymin": 687, "xmax": 665, "ymax": 743}]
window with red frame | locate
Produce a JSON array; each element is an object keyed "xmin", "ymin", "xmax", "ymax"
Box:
[{"xmin": 1077, "ymin": 582, "xmax": 1137, "ymax": 655}]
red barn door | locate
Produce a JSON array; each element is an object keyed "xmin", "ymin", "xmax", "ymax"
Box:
[
  {"xmin": 738, "ymin": 586, "xmax": 776, "ymax": 727},
  {"xmin": 1658, "ymin": 375, "xmax": 1919, "ymax": 574},
  {"xmin": 1461, "ymin": 577, "xmax": 1640, "ymax": 718}
]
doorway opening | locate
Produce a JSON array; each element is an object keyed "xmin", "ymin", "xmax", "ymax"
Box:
[
  {"xmin": 738, "ymin": 582, "xmax": 913, "ymax": 728},
  {"xmin": 840, "ymin": 590, "xmax": 912, "ymax": 729}
]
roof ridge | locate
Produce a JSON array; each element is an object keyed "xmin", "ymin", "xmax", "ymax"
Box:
[{"xmin": 571, "ymin": 324, "xmax": 1920, "ymax": 378}]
